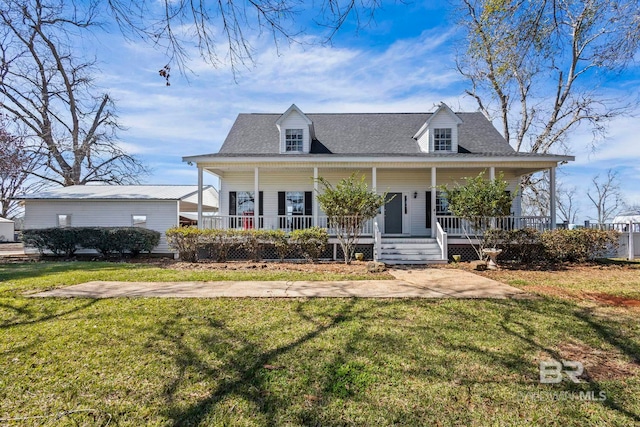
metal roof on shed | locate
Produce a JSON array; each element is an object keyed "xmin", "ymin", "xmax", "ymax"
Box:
[{"xmin": 17, "ymin": 185, "xmax": 217, "ymax": 203}]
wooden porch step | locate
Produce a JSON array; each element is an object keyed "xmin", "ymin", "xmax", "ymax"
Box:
[{"xmin": 378, "ymin": 237, "xmax": 446, "ymax": 264}]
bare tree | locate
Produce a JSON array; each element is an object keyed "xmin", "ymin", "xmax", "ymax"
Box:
[
  {"xmin": 587, "ymin": 169, "xmax": 624, "ymax": 226},
  {"xmin": 456, "ymin": 0, "xmax": 640, "ymax": 210},
  {"xmin": 106, "ymin": 0, "xmax": 382, "ymax": 75},
  {"xmin": 457, "ymin": 0, "xmax": 639, "ymax": 154},
  {"xmin": 0, "ymin": 0, "xmax": 147, "ymax": 186},
  {"xmin": 0, "ymin": 119, "xmax": 43, "ymax": 218},
  {"xmin": 556, "ymin": 182, "xmax": 580, "ymax": 224}
]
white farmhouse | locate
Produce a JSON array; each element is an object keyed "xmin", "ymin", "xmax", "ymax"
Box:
[{"xmin": 184, "ymin": 103, "xmax": 574, "ymax": 263}]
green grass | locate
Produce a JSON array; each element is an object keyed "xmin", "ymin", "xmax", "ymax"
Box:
[
  {"xmin": 0, "ymin": 261, "xmax": 384, "ymax": 297},
  {"xmin": 0, "ymin": 261, "xmax": 639, "ymax": 426},
  {"xmin": 485, "ymin": 261, "xmax": 640, "ymax": 300}
]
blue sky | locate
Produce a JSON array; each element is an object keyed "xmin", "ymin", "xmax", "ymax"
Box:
[{"xmin": 86, "ymin": 1, "xmax": 639, "ymax": 222}]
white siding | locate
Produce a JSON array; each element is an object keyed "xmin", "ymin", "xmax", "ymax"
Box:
[
  {"xmin": 220, "ymin": 167, "xmax": 526, "ymax": 236},
  {"xmin": 221, "ymin": 169, "xmax": 374, "ymax": 217},
  {"xmin": 279, "ymin": 111, "xmax": 311, "ymax": 153},
  {"xmin": 24, "ymin": 200, "xmax": 178, "ymax": 253},
  {"xmin": 0, "ymin": 220, "xmax": 14, "ymax": 242},
  {"xmin": 377, "ymin": 169, "xmax": 431, "ymax": 235},
  {"xmin": 417, "ymin": 112, "xmax": 460, "ymax": 153}
]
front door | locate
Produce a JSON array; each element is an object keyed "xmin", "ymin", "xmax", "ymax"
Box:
[{"xmin": 385, "ymin": 192, "xmax": 403, "ymax": 234}]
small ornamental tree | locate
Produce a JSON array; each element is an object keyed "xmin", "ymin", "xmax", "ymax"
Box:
[
  {"xmin": 316, "ymin": 173, "xmax": 387, "ymax": 264},
  {"xmin": 441, "ymin": 171, "xmax": 514, "ymax": 259}
]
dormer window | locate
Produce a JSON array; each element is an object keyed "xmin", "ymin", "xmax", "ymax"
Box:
[
  {"xmin": 285, "ymin": 129, "xmax": 304, "ymax": 152},
  {"xmin": 433, "ymin": 128, "xmax": 452, "ymax": 151}
]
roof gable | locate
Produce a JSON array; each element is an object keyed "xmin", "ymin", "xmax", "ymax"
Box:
[
  {"xmin": 275, "ymin": 104, "xmax": 313, "ymax": 128},
  {"xmin": 413, "ymin": 102, "xmax": 463, "ymax": 140}
]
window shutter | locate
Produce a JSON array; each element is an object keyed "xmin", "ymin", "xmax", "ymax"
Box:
[
  {"xmin": 278, "ymin": 192, "xmax": 286, "ymax": 216},
  {"xmin": 229, "ymin": 192, "xmax": 237, "ymax": 216},
  {"xmin": 304, "ymin": 191, "xmax": 313, "ymax": 216},
  {"xmin": 426, "ymin": 191, "xmax": 432, "ymax": 228},
  {"xmin": 259, "ymin": 191, "xmax": 264, "ymax": 216}
]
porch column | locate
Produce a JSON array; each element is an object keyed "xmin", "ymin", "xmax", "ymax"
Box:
[
  {"xmin": 254, "ymin": 167, "xmax": 259, "ymax": 228},
  {"xmin": 431, "ymin": 167, "xmax": 437, "ymax": 237},
  {"xmin": 372, "ymin": 166, "xmax": 377, "ymax": 192},
  {"xmin": 197, "ymin": 166, "xmax": 203, "ymax": 229},
  {"xmin": 629, "ymin": 220, "xmax": 635, "ymax": 261},
  {"xmin": 489, "ymin": 166, "xmax": 495, "ymax": 181},
  {"xmin": 549, "ymin": 167, "xmax": 557, "ymax": 229},
  {"xmin": 313, "ymin": 167, "xmax": 318, "ymax": 226}
]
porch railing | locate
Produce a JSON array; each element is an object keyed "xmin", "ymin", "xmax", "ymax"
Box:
[
  {"xmin": 373, "ymin": 219, "xmax": 381, "ymax": 261},
  {"xmin": 436, "ymin": 221, "xmax": 448, "ymax": 260},
  {"xmin": 201, "ymin": 215, "xmax": 373, "ymax": 235},
  {"xmin": 436, "ymin": 215, "xmax": 552, "ymax": 236}
]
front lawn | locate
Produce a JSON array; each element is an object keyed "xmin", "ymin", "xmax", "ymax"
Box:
[
  {"xmin": 0, "ymin": 261, "xmax": 389, "ymax": 297},
  {"xmin": 0, "ymin": 261, "xmax": 639, "ymax": 425}
]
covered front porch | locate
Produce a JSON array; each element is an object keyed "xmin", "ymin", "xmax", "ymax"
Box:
[{"xmin": 189, "ymin": 158, "xmax": 563, "ymax": 263}]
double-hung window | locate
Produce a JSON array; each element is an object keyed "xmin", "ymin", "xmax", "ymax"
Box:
[
  {"xmin": 285, "ymin": 129, "xmax": 303, "ymax": 152},
  {"xmin": 433, "ymin": 128, "xmax": 452, "ymax": 151},
  {"xmin": 286, "ymin": 191, "xmax": 305, "ymax": 216},
  {"xmin": 237, "ymin": 191, "xmax": 255, "ymax": 215},
  {"xmin": 435, "ymin": 192, "xmax": 451, "ymax": 215}
]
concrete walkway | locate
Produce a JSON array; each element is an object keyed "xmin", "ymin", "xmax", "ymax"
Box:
[{"xmin": 30, "ymin": 268, "xmax": 525, "ymax": 299}]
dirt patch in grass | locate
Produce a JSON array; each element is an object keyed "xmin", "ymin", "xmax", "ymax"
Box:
[
  {"xmin": 536, "ymin": 341, "xmax": 640, "ymax": 382},
  {"xmin": 584, "ymin": 293, "xmax": 640, "ymax": 307},
  {"xmin": 145, "ymin": 259, "xmax": 385, "ymax": 276}
]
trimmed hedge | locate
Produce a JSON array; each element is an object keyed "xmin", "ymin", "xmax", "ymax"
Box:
[
  {"xmin": 484, "ymin": 228, "xmax": 619, "ymax": 264},
  {"xmin": 22, "ymin": 227, "xmax": 161, "ymax": 258},
  {"xmin": 290, "ymin": 227, "xmax": 329, "ymax": 262},
  {"xmin": 165, "ymin": 227, "xmax": 329, "ymax": 263}
]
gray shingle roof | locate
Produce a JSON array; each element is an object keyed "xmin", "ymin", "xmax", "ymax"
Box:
[{"xmin": 214, "ymin": 112, "xmax": 515, "ymax": 156}]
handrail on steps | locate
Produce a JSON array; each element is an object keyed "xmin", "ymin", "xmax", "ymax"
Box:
[
  {"xmin": 373, "ymin": 219, "xmax": 381, "ymax": 262},
  {"xmin": 436, "ymin": 221, "xmax": 448, "ymax": 261}
]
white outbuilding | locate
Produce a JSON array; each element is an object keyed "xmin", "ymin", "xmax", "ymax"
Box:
[
  {"xmin": 17, "ymin": 185, "xmax": 218, "ymax": 253},
  {"xmin": 0, "ymin": 217, "xmax": 15, "ymax": 242},
  {"xmin": 613, "ymin": 209, "xmax": 640, "ymax": 233}
]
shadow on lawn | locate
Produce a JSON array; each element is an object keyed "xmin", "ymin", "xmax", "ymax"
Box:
[
  {"xmin": 0, "ymin": 299, "xmax": 98, "ymax": 330},
  {"xmin": 495, "ymin": 298, "xmax": 640, "ymax": 422},
  {"xmin": 152, "ymin": 297, "xmax": 640, "ymax": 425},
  {"xmin": 156, "ymin": 299, "xmax": 366, "ymax": 426}
]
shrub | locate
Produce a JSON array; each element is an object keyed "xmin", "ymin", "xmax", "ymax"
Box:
[
  {"xmin": 166, "ymin": 227, "xmax": 201, "ymax": 262},
  {"xmin": 483, "ymin": 228, "xmax": 619, "ymax": 264},
  {"xmin": 540, "ymin": 228, "xmax": 619, "ymax": 263},
  {"xmin": 290, "ymin": 227, "xmax": 328, "ymax": 262},
  {"xmin": 23, "ymin": 228, "xmax": 80, "ymax": 257},
  {"xmin": 240, "ymin": 229, "xmax": 265, "ymax": 262},
  {"xmin": 484, "ymin": 228, "xmax": 546, "ymax": 263},
  {"xmin": 203, "ymin": 229, "xmax": 240, "ymax": 262},
  {"xmin": 110, "ymin": 228, "xmax": 160, "ymax": 257},
  {"xmin": 23, "ymin": 227, "xmax": 161, "ymax": 258},
  {"xmin": 261, "ymin": 229, "xmax": 289, "ymax": 261}
]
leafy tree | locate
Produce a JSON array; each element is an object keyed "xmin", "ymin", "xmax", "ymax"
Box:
[
  {"xmin": 0, "ymin": 0, "xmax": 147, "ymax": 186},
  {"xmin": 456, "ymin": 0, "xmax": 640, "ymax": 210},
  {"xmin": 316, "ymin": 172, "xmax": 387, "ymax": 264},
  {"xmin": 441, "ymin": 171, "xmax": 514, "ymax": 259}
]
